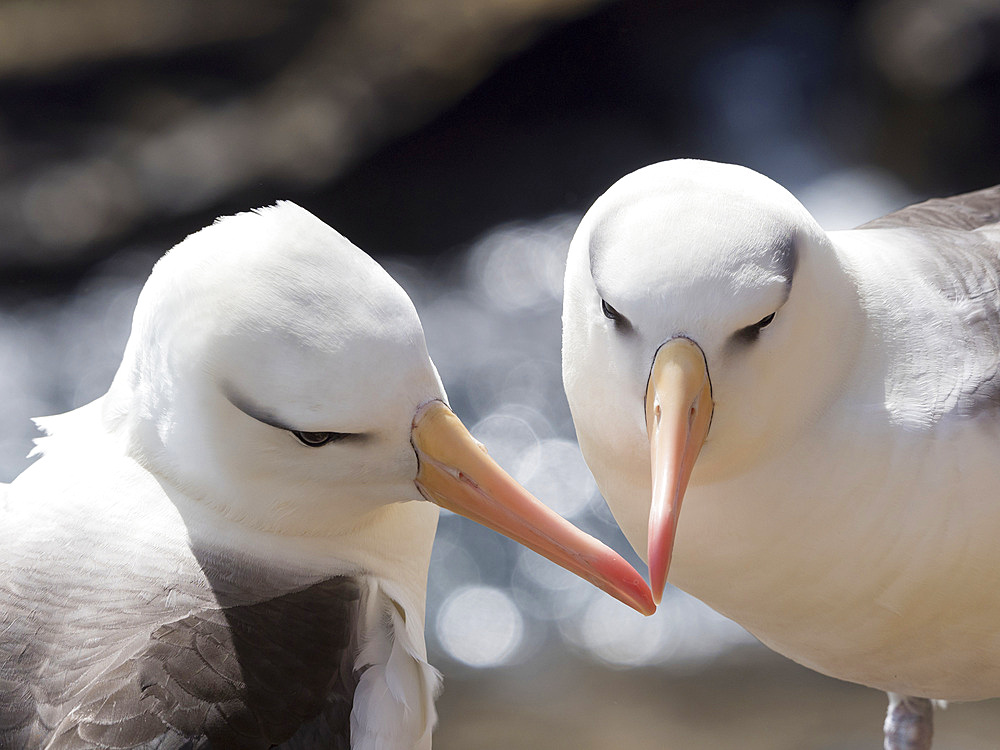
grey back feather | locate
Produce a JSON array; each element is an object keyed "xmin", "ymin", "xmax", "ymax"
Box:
[
  {"xmin": 849, "ymin": 183, "xmax": 1000, "ymax": 422},
  {"xmin": 2, "ymin": 545, "xmax": 363, "ymax": 750},
  {"xmin": 858, "ymin": 184, "xmax": 1000, "ymax": 232}
]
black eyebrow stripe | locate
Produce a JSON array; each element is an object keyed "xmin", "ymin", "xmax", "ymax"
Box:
[
  {"xmin": 223, "ymin": 383, "xmax": 298, "ymax": 432},
  {"xmin": 222, "ymin": 382, "xmax": 369, "ymax": 441}
]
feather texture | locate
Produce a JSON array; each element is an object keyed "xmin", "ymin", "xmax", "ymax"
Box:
[
  {"xmin": 858, "ymin": 184, "xmax": 1000, "ymax": 232},
  {"xmin": 351, "ymin": 583, "xmax": 440, "ymax": 750}
]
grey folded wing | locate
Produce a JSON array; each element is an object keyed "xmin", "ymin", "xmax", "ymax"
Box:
[
  {"xmin": 859, "ymin": 184, "xmax": 1000, "ymax": 232},
  {"xmin": 43, "ymin": 577, "xmax": 362, "ymax": 750},
  {"xmin": 851, "ymin": 184, "xmax": 1000, "ymax": 421}
]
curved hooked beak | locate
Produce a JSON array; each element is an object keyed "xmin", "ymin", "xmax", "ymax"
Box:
[
  {"xmin": 412, "ymin": 400, "xmax": 655, "ymax": 616},
  {"xmin": 645, "ymin": 337, "xmax": 714, "ymax": 604}
]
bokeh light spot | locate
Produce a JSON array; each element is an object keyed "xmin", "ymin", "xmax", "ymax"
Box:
[
  {"xmin": 515, "ymin": 438, "xmax": 597, "ymax": 519},
  {"xmin": 563, "ymin": 593, "xmax": 668, "ymax": 667},
  {"xmin": 436, "ymin": 585, "xmax": 524, "ymax": 668}
]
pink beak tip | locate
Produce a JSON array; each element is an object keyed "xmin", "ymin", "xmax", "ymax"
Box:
[
  {"xmin": 637, "ymin": 590, "xmax": 658, "ymax": 616},
  {"xmin": 650, "ymin": 576, "xmax": 666, "ymax": 607},
  {"xmin": 647, "ymin": 507, "xmax": 678, "ymax": 608},
  {"xmin": 623, "ymin": 575, "xmax": 657, "ymax": 616}
]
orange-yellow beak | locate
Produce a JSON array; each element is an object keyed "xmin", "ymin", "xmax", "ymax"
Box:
[
  {"xmin": 412, "ymin": 400, "xmax": 655, "ymax": 616},
  {"xmin": 645, "ymin": 337, "xmax": 714, "ymax": 604}
]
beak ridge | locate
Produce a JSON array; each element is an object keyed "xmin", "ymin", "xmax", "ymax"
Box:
[{"xmin": 645, "ymin": 338, "xmax": 713, "ymax": 603}]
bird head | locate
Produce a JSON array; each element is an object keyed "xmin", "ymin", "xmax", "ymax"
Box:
[{"xmin": 562, "ymin": 160, "xmax": 858, "ymax": 602}]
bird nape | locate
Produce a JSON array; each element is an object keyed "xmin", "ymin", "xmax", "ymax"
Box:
[
  {"xmin": 0, "ymin": 201, "xmax": 652, "ymax": 750},
  {"xmin": 562, "ymin": 158, "xmax": 1000, "ymax": 750}
]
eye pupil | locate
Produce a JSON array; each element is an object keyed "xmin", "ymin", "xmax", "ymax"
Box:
[{"xmin": 293, "ymin": 430, "xmax": 335, "ymax": 447}]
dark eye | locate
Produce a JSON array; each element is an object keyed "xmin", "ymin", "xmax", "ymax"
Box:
[
  {"xmin": 734, "ymin": 312, "xmax": 776, "ymax": 343},
  {"xmin": 600, "ymin": 298, "xmax": 633, "ymax": 332},
  {"xmin": 601, "ymin": 299, "xmax": 623, "ymax": 322},
  {"xmin": 754, "ymin": 312, "xmax": 775, "ymax": 329},
  {"xmin": 292, "ymin": 430, "xmax": 346, "ymax": 447}
]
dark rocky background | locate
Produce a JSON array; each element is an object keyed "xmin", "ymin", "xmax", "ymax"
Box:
[{"xmin": 3, "ymin": 0, "xmax": 997, "ymax": 281}]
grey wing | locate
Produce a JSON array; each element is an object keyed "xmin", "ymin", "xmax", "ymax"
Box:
[
  {"xmin": 45, "ymin": 577, "xmax": 362, "ymax": 750},
  {"xmin": 850, "ymin": 184, "xmax": 1000, "ymax": 421},
  {"xmin": 859, "ymin": 184, "xmax": 1000, "ymax": 231}
]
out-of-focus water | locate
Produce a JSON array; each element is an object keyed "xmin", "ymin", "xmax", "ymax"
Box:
[{"xmin": 0, "ymin": 165, "xmax": 911, "ymax": 672}]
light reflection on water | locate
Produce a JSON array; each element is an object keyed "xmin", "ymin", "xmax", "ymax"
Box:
[{"xmin": 0, "ymin": 167, "xmax": 907, "ymax": 671}]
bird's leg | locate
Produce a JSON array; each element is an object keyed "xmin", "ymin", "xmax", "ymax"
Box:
[{"xmin": 883, "ymin": 693, "xmax": 933, "ymax": 750}]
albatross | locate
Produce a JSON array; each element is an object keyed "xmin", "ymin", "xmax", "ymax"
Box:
[
  {"xmin": 0, "ymin": 202, "xmax": 653, "ymax": 750},
  {"xmin": 561, "ymin": 159, "xmax": 1000, "ymax": 750}
]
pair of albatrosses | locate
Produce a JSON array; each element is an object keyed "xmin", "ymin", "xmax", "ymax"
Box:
[
  {"xmin": 0, "ymin": 203, "xmax": 652, "ymax": 750},
  {"xmin": 4, "ymin": 158, "xmax": 998, "ymax": 749},
  {"xmin": 563, "ymin": 159, "xmax": 1000, "ymax": 750}
]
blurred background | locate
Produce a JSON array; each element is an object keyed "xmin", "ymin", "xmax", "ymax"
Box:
[{"xmin": 2, "ymin": 0, "xmax": 1000, "ymax": 747}]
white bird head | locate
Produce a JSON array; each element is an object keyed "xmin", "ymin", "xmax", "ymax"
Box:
[
  {"xmin": 102, "ymin": 202, "xmax": 440, "ymax": 527},
  {"xmin": 563, "ymin": 160, "xmax": 858, "ymax": 602},
  {"xmin": 93, "ymin": 202, "xmax": 652, "ymax": 613}
]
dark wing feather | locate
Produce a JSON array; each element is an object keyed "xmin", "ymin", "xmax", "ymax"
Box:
[
  {"xmin": 0, "ymin": 677, "xmax": 37, "ymax": 749},
  {"xmin": 46, "ymin": 577, "xmax": 362, "ymax": 750},
  {"xmin": 858, "ymin": 184, "xmax": 1000, "ymax": 231}
]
